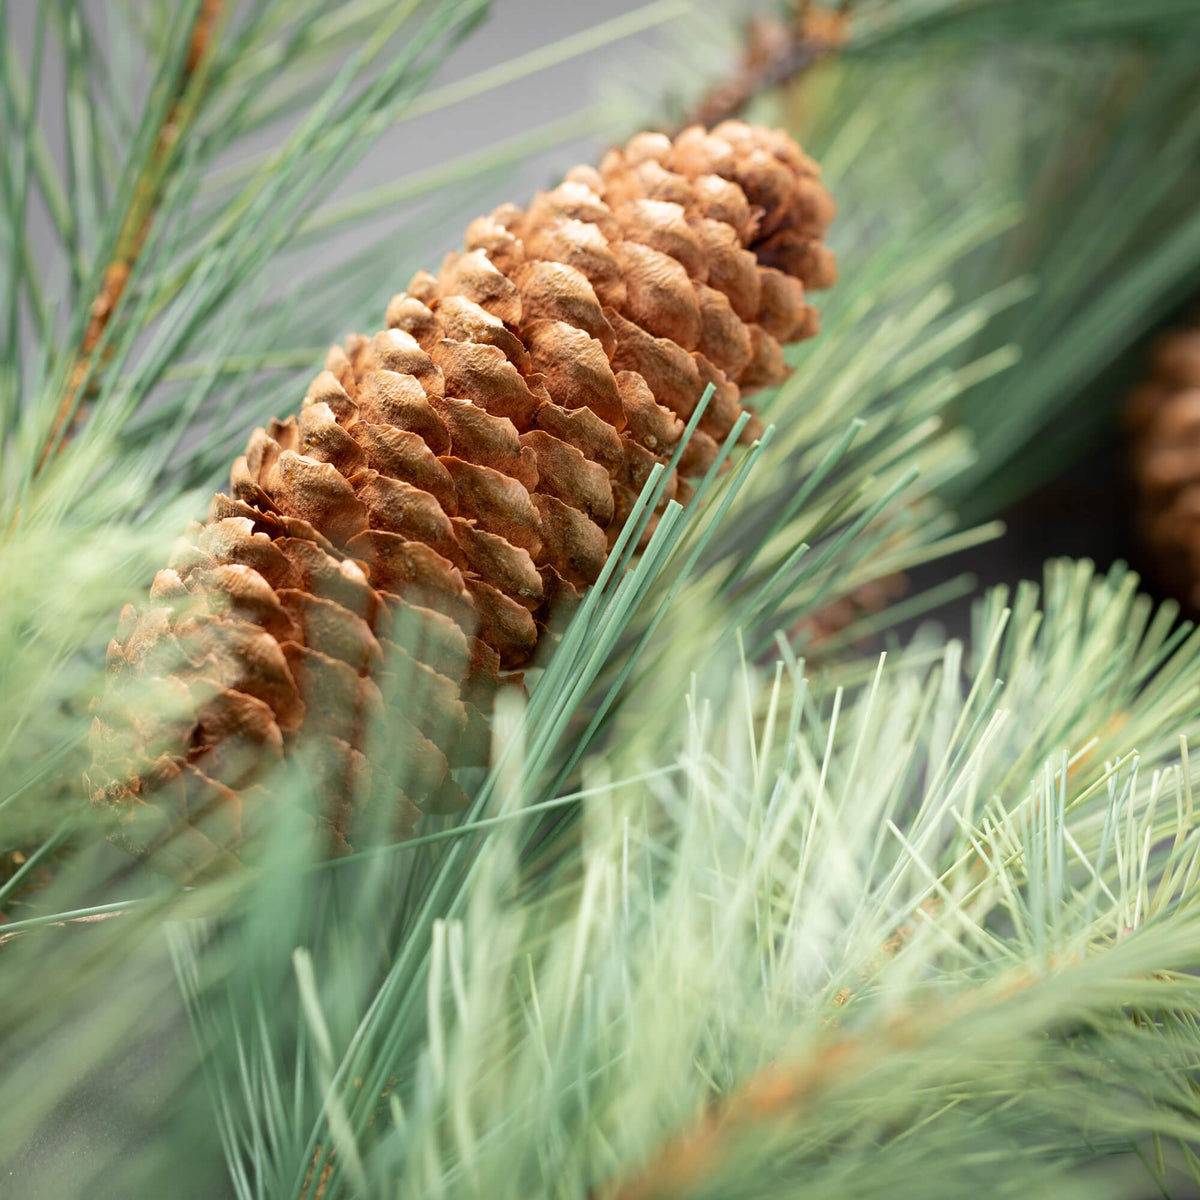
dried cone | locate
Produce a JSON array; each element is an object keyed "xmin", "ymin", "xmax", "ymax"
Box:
[
  {"xmin": 87, "ymin": 121, "xmax": 837, "ymax": 879},
  {"xmin": 793, "ymin": 574, "xmax": 908, "ymax": 650},
  {"xmin": 1126, "ymin": 322, "xmax": 1200, "ymax": 607}
]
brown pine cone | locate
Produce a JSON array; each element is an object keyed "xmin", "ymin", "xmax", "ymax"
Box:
[
  {"xmin": 1126, "ymin": 324, "xmax": 1200, "ymax": 607},
  {"xmin": 792, "ymin": 574, "xmax": 909, "ymax": 650},
  {"xmin": 86, "ymin": 121, "xmax": 836, "ymax": 879}
]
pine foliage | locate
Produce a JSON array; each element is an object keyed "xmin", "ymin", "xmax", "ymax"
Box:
[{"xmin": 4, "ymin": 2, "xmax": 1200, "ymax": 1198}]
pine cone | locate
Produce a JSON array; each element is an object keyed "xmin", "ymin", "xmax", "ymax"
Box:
[
  {"xmin": 1126, "ymin": 323, "xmax": 1200, "ymax": 607},
  {"xmin": 87, "ymin": 121, "xmax": 836, "ymax": 879},
  {"xmin": 792, "ymin": 574, "xmax": 908, "ymax": 650}
]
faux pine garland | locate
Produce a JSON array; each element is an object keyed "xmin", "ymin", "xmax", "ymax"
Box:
[{"xmin": 7, "ymin": 4, "xmax": 1200, "ymax": 1198}]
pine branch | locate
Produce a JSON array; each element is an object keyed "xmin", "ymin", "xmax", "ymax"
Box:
[
  {"xmin": 595, "ymin": 964, "xmax": 1046, "ymax": 1200},
  {"xmin": 36, "ymin": 0, "xmax": 225, "ymax": 473},
  {"xmin": 178, "ymin": 557, "xmax": 1198, "ymax": 1200},
  {"xmin": 10, "ymin": 6, "xmax": 1200, "ymax": 1198},
  {"xmin": 678, "ymin": 3, "xmax": 850, "ymax": 132}
]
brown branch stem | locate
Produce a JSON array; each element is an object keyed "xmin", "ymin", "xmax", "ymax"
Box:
[
  {"xmin": 675, "ymin": 4, "xmax": 850, "ymax": 134},
  {"xmin": 594, "ymin": 967, "xmax": 1044, "ymax": 1200},
  {"xmin": 36, "ymin": 0, "xmax": 225, "ymax": 475}
]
